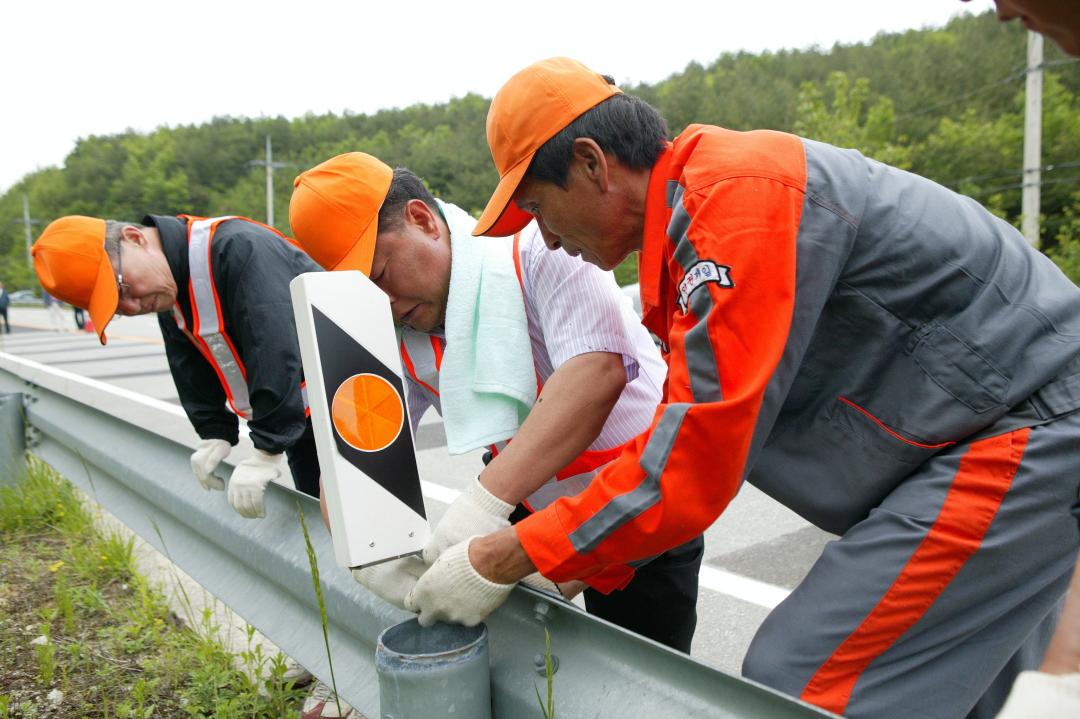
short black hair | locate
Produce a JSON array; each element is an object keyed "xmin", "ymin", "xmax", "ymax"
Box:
[
  {"xmin": 377, "ymin": 168, "xmax": 440, "ymax": 234},
  {"xmin": 525, "ymin": 81, "xmax": 670, "ymax": 188}
]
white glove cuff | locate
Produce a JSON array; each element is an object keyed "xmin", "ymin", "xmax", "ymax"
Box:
[
  {"xmin": 445, "ymin": 538, "xmax": 517, "ymax": 603},
  {"xmin": 999, "ymin": 671, "xmax": 1080, "ymax": 717},
  {"xmin": 467, "ymin": 477, "xmax": 515, "ymax": 518},
  {"xmin": 1010, "ymin": 669, "xmax": 1080, "ymax": 695},
  {"xmin": 249, "ymin": 449, "xmax": 281, "ymax": 466}
]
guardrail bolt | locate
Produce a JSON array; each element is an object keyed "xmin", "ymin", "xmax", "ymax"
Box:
[
  {"xmin": 533, "ymin": 652, "xmax": 559, "ymax": 676},
  {"xmin": 533, "ymin": 600, "xmax": 551, "ymax": 625}
]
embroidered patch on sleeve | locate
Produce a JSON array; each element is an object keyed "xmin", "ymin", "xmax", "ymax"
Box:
[{"xmin": 678, "ymin": 260, "xmax": 733, "ymax": 313}]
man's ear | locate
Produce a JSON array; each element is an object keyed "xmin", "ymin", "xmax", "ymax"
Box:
[
  {"xmin": 121, "ymin": 225, "xmax": 146, "ymax": 246},
  {"xmin": 404, "ymin": 198, "xmax": 442, "ymax": 239},
  {"xmin": 571, "ymin": 138, "xmax": 609, "ymax": 192}
]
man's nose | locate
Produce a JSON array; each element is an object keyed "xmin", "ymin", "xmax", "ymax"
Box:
[{"xmin": 537, "ymin": 220, "xmax": 561, "ymax": 250}]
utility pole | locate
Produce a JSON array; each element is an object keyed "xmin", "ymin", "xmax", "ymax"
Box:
[
  {"xmin": 1022, "ymin": 31, "xmax": 1043, "ymax": 247},
  {"xmin": 249, "ymin": 134, "xmax": 289, "ymax": 228}
]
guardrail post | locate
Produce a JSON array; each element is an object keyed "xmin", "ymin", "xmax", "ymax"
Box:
[
  {"xmin": 376, "ymin": 619, "xmax": 492, "ymax": 719},
  {"xmin": 0, "ymin": 392, "xmax": 25, "ymax": 485}
]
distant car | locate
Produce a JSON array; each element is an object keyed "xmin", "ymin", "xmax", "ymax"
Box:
[{"xmin": 8, "ymin": 290, "xmax": 39, "ymax": 304}]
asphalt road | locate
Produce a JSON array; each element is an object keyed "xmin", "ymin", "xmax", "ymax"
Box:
[{"xmin": 0, "ymin": 305, "xmax": 835, "ymax": 676}]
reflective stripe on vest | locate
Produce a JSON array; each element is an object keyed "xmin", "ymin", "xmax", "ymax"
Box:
[
  {"xmin": 174, "ymin": 215, "xmax": 309, "ymax": 420},
  {"xmin": 400, "ymin": 330, "xmax": 443, "ymax": 396}
]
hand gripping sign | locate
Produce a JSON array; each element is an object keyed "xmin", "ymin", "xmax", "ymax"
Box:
[{"xmin": 291, "ymin": 271, "xmax": 429, "ymax": 568}]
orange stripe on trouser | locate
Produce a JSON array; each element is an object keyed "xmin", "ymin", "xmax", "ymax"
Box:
[{"xmin": 799, "ymin": 427, "xmax": 1032, "ymax": 715}]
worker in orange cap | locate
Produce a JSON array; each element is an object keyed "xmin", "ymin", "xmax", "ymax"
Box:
[
  {"xmin": 401, "ymin": 57, "xmax": 1080, "ymax": 719},
  {"xmin": 32, "ymin": 214, "xmax": 322, "ymax": 520},
  {"xmin": 289, "ymin": 152, "xmax": 705, "ymax": 653}
]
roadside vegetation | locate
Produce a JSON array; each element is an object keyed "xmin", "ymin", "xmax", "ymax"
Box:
[{"xmin": 0, "ymin": 458, "xmax": 306, "ymax": 718}]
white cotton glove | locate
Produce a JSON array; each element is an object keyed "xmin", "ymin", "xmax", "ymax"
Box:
[
  {"xmin": 227, "ymin": 449, "xmax": 282, "ymax": 519},
  {"xmin": 351, "ymin": 556, "xmax": 427, "ymax": 609},
  {"xmin": 423, "ymin": 476, "xmax": 514, "ymax": 564},
  {"xmin": 996, "ymin": 671, "xmax": 1080, "ymax": 718},
  {"xmin": 190, "ymin": 438, "xmax": 231, "ymax": 491},
  {"xmin": 405, "ymin": 537, "xmax": 515, "ymax": 627}
]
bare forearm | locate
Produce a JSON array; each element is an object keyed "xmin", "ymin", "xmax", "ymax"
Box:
[
  {"xmin": 479, "ymin": 351, "xmax": 626, "ymax": 504},
  {"xmin": 469, "ymin": 526, "xmax": 536, "ymax": 583}
]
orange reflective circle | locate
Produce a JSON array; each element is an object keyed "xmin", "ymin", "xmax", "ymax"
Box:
[{"xmin": 331, "ymin": 373, "xmax": 404, "ymax": 452}]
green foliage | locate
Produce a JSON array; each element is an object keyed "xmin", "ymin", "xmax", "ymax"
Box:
[
  {"xmin": 613, "ymin": 253, "xmax": 639, "ymax": 287},
  {"xmin": 0, "ymin": 9, "xmax": 1079, "ymax": 283},
  {"xmin": 794, "ymin": 72, "xmax": 912, "ymax": 169},
  {"xmin": 0, "ymin": 456, "xmax": 87, "ymax": 535},
  {"xmin": 1046, "ymin": 192, "xmax": 1080, "ymax": 285},
  {"xmin": 1, "ymin": 460, "xmax": 307, "ymax": 716}
]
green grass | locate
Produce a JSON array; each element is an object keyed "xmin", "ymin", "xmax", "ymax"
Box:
[
  {"xmin": 297, "ymin": 502, "xmax": 343, "ymax": 717},
  {"xmin": 0, "ymin": 457, "xmax": 308, "ymax": 717},
  {"xmin": 534, "ymin": 628, "xmax": 556, "ymax": 719}
]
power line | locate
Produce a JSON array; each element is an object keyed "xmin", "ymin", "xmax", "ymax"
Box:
[
  {"xmin": 895, "ymin": 64, "xmax": 1028, "ymax": 120},
  {"xmin": 942, "ymin": 162, "xmax": 1080, "ymax": 189},
  {"xmin": 967, "ymin": 175, "xmax": 1080, "ymax": 198},
  {"xmin": 894, "ymin": 56, "xmax": 1078, "ymax": 122}
]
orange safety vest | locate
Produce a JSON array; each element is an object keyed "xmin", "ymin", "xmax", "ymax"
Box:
[{"xmin": 171, "ymin": 215, "xmax": 309, "ymax": 420}]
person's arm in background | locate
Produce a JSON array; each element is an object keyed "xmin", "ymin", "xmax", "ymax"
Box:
[
  {"xmin": 217, "ymin": 227, "xmax": 313, "ymax": 518},
  {"xmin": 159, "ymin": 312, "xmax": 239, "ymax": 492},
  {"xmin": 159, "ymin": 313, "xmax": 238, "ymax": 444},
  {"xmin": 481, "ymin": 232, "xmax": 640, "ymax": 505}
]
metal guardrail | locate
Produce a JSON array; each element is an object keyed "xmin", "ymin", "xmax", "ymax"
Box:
[{"xmin": 0, "ymin": 351, "xmax": 834, "ymax": 719}]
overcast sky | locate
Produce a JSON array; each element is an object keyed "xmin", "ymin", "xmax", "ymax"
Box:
[{"xmin": 0, "ymin": 0, "xmax": 996, "ymax": 194}]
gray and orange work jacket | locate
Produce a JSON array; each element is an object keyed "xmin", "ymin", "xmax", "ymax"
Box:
[
  {"xmin": 515, "ymin": 124, "xmax": 1080, "ymax": 582},
  {"xmin": 150, "ymin": 214, "xmax": 321, "ymax": 457}
]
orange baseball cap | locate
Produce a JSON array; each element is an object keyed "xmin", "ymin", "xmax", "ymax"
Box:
[
  {"xmin": 290, "ymin": 152, "xmax": 393, "ymax": 274},
  {"xmin": 31, "ymin": 216, "xmax": 117, "ymax": 345},
  {"xmin": 473, "ymin": 57, "xmax": 621, "ymax": 237}
]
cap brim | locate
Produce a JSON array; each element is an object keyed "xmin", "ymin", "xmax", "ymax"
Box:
[
  {"xmin": 87, "ymin": 254, "xmax": 119, "ymax": 346},
  {"xmin": 329, "ymin": 217, "xmax": 378, "ymax": 275},
  {"xmin": 473, "ymin": 156, "xmax": 534, "ymax": 237}
]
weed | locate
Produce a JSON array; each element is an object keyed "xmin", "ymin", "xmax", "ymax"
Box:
[
  {"xmin": 34, "ymin": 624, "xmax": 54, "ymax": 686},
  {"xmin": 298, "ymin": 501, "xmax": 343, "ymax": 716},
  {"xmin": 2, "ymin": 458, "xmax": 307, "ymax": 716},
  {"xmin": 54, "ymin": 573, "xmax": 75, "ymax": 635},
  {"xmin": 534, "ymin": 627, "xmax": 556, "ymax": 719}
]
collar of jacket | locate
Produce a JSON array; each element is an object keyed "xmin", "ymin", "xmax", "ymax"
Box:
[
  {"xmin": 639, "ymin": 143, "xmax": 674, "ymax": 328},
  {"xmin": 143, "ymin": 214, "xmax": 191, "ymax": 316}
]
